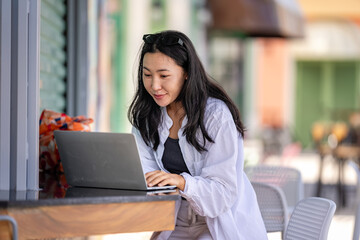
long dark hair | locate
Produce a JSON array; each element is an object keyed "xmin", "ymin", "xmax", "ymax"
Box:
[{"xmin": 128, "ymin": 30, "xmax": 245, "ymax": 152}]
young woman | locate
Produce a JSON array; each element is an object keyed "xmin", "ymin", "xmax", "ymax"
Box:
[{"xmin": 128, "ymin": 30, "xmax": 267, "ymax": 240}]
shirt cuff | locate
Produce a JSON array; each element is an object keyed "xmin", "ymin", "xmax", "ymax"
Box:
[{"xmin": 179, "ymin": 172, "xmax": 203, "ymax": 215}]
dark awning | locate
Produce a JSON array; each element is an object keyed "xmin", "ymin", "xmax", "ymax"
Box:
[{"xmin": 207, "ymin": 0, "xmax": 305, "ymax": 38}]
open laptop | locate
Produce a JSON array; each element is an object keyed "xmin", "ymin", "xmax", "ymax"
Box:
[{"xmin": 54, "ymin": 131, "xmax": 176, "ymax": 192}]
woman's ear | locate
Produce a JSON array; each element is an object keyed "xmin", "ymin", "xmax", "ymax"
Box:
[{"xmin": 184, "ymin": 73, "xmax": 188, "ymax": 80}]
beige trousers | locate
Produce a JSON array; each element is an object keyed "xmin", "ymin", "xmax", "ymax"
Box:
[{"xmin": 167, "ymin": 199, "xmax": 212, "ymax": 240}]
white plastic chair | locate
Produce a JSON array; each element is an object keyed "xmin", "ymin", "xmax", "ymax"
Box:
[
  {"xmin": 284, "ymin": 197, "xmax": 336, "ymax": 240},
  {"xmin": 251, "ymin": 182, "xmax": 289, "ymax": 237},
  {"xmin": 245, "ymin": 165, "xmax": 304, "ymax": 213}
]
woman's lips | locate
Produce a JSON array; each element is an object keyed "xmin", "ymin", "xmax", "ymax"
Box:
[{"xmin": 154, "ymin": 94, "xmax": 165, "ymax": 100}]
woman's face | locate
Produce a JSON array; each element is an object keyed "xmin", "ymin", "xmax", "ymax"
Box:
[{"xmin": 142, "ymin": 51, "xmax": 186, "ymax": 108}]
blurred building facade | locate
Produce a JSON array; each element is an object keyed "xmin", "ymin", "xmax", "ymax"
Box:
[
  {"xmin": 216, "ymin": 0, "xmax": 360, "ymax": 150},
  {"xmin": 292, "ymin": 0, "xmax": 360, "ymax": 147},
  {"xmin": 208, "ymin": 0, "xmax": 360, "ymax": 151},
  {"xmin": 255, "ymin": 0, "xmax": 360, "ymax": 148}
]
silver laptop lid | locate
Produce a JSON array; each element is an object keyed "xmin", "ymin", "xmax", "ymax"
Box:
[{"xmin": 54, "ymin": 131, "xmax": 155, "ymax": 190}]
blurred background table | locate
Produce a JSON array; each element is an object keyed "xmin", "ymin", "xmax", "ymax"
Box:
[{"xmin": 316, "ymin": 144, "xmax": 360, "ymax": 207}]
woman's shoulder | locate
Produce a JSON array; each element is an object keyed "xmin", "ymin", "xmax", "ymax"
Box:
[{"xmin": 204, "ymin": 98, "xmax": 233, "ymax": 123}]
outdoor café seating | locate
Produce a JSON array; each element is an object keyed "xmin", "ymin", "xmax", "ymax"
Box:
[
  {"xmin": 312, "ymin": 115, "xmax": 360, "ymax": 207},
  {"xmin": 245, "ymin": 165, "xmax": 304, "ymax": 213},
  {"xmin": 252, "ymin": 181, "xmax": 336, "ymax": 240},
  {"xmin": 251, "ymin": 182, "xmax": 288, "ymax": 237},
  {"xmin": 284, "ymin": 197, "xmax": 336, "ymax": 240}
]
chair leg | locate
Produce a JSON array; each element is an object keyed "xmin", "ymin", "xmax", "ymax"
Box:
[
  {"xmin": 353, "ymin": 203, "xmax": 360, "ymax": 240},
  {"xmin": 316, "ymin": 155, "xmax": 324, "ymax": 197},
  {"xmin": 338, "ymin": 158, "xmax": 346, "ymax": 207}
]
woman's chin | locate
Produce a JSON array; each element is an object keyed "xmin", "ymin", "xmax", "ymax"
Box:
[
  {"xmin": 153, "ymin": 97, "xmax": 169, "ymax": 107},
  {"xmin": 153, "ymin": 100, "xmax": 168, "ymax": 107}
]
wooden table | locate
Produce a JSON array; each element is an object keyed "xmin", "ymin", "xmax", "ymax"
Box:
[{"xmin": 0, "ymin": 186, "xmax": 180, "ymax": 240}]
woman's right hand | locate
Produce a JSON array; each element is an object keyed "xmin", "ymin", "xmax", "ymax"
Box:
[{"xmin": 145, "ymin": 170, "xmax": 186, "ymax": 191}]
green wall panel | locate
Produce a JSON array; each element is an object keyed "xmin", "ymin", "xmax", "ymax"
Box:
[
  {"xmin": 295, "ymin": 62, "xmax": 323, "ymax": 147},
  {"xmin": 333, "ymin": 62, "xmax": 357, "ymax": 120}
]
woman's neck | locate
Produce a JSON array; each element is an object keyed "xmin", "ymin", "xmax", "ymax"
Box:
[
  {"xmin": 167, "ymin": 102, "xmax": 184, "ymax": 119},
  {"xmin": 166, "ymin": 102, "xmax": 185, "ymax": 139}
]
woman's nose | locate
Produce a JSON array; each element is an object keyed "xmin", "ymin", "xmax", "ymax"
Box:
[{"xmin": 151, "ymin": 77, "xmax": 161, "ymax": 91}]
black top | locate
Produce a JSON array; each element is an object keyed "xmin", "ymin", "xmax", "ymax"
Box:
[{"xmin": 162, "ymin": 137, "xmax": 190, "ymax": 175}]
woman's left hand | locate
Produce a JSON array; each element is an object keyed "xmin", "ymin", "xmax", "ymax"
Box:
[{"xmin": 145, "ymin": 170, "xmax": 185, "ymax": 191}]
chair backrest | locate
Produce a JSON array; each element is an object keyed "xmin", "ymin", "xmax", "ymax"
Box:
[
  {"xmin": 252, "ymin": 182, "xmax": 288, "ymax": 234},
  {"xmin": 284, "ymin": 197, "xmax": 336, "ymax": 240},
  {"xmin": 245, "ymin": 165, "xmax": 304, "ymax": 212}
]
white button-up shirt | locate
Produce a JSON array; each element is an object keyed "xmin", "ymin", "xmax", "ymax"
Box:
[{"xmin": 133, "ymin": 98, "xmax": 268, "ymax": 240}]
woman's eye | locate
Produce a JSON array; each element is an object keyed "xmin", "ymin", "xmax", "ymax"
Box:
[
  {"xmin": 144, "ymin": 74, "xmax": 151, "ymax": 77},
  {"xmin": 161, "ymin": 75, "xmax": 169, "ymax": 78}
]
